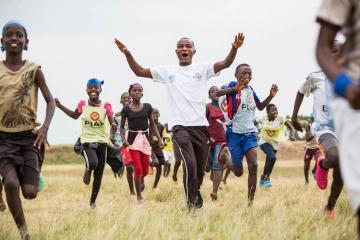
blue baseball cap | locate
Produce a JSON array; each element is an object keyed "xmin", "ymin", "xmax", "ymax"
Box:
[{"xmin": 87, "ymin": 78, "xmax": 104, "ymax": 86}]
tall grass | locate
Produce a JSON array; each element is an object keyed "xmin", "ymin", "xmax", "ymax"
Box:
[{"xmin": 0, "ymin": 154, "xmax": 357, "ymax": 239}]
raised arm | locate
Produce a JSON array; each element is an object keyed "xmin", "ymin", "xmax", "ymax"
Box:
[
  {"xmin": 215, "ymin": 81, "xmax": 243, "ymax": 97},
  {"xmin": 214, "ymin": 33, "xmax": 245, "ymax": 73},
  {"xmin": 291, "ymin": 91, "xmax": 305, "ymax": 132},
  {"xmin": 55, "ymin": 98, "xmax": 81, "ymax": 119},
  {"xmin": 34, "ymin": 68, "xmax": 55, "ymax": 148},
  {"xmin": 256, "ymin": 84, "xmax": 278, "ymax": 111},
  {"xmin": 114, "ymin": 38, "xmax": 152, "ymax": 78}
]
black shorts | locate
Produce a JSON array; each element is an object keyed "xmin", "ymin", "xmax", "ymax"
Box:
[{"xmin": 0, "ymin": 131, "xmax": 44, "ymax": 186}]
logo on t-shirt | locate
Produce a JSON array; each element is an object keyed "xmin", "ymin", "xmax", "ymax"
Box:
[
  {"xmin": 247, "ymin": 92, "xmax": 253, "ymax": 103},
  {"xmin": 193, "ymin": 72, "xmax": 202, "ymax": 80},
  {"xmin": 169, "ymin": 75, "xmax": 175, "ymax": 82},
  {"xmin": 90, "ymin": 112, "xmax": 100, "ymax": 121},
  {"xmin": 266, "ymin": 129, "xmax": 276, "ymax": 137}
]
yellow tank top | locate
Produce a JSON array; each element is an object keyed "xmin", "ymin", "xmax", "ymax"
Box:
[
  {"xmin": 80, "ymin": 102, "xmax": 110, "ymax": 144},
  {"xmin": 163, "ymin": 130, "xmax": 173, "ymax": 151},
  {"xmin": 0, "ymin": 60, "xmax": 40, "ymax": 132}
]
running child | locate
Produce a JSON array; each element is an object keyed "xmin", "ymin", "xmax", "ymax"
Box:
[
  {"xmin": 315, "ymin": 0, "xmax": 360, "ymax": 229},
  {"xmin": 292, "ymin": 43, "xmax": 343, "ymax": 218},
  {"xmin": 120, "ymin": 83, "xmax": 163, "ymax": 203},
  {"xmin": 112, "ymin": 92, "xmax": 135, "ymax": 195},
  {"xmin": 216, "ymin": 63, "xmax": 278, "ymax": 205},
  {"xmin": 0, "ymin": 20, "xmax": 55, "ymax": 239},
  {"xmin": 206, "ymin": 86, "xmax": 228, "ymax": 200},
  {"xmin": 303, "ymin": 117, "xmax": 321, "ymax": 184},
  {"xmin": 115, "ymin": 33, "xmax": 245, "ymax": 209},
  {"xmin": 162, "ymin": 123, "xmax": 173, "ymax": 177},
  {"xmin": 256, "ymin": 103, "xmax": 295, "ymax": 188},
  {"xmin": 55, "ymin": 78, "xmax": 117, "ymax": 209},
  {"xmin": 150, "ymin": 108, "xmax": 166, "ymax": 189}
]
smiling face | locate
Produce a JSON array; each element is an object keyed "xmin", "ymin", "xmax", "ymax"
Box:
[
  {"xmin": 120, "ymin": 92, "xmax": 132, "ymax": 107},
  {"xmin": 1, "ymin": 24, "xmax": 28, "ymax": 54},
  {"xmin": 235, "ymin": 65, "xmax": 252, "ymax": 86},
  {"xmin": 86, "ymin": 84, "xmax": 102, "ymax": 102},
  {"xmin": 208, "ymin": 86, "xmax": 219, "ymax": 101},
  {"xmin": 152, "ymin": 108, "xmax": 160, "ymax": 122},
  {"xmin": 129, "ymin": 84, "xmax": 143, "ymax": 101},
  {"xmin": 267, "ymin": 105, "xmax": 278, "ymax": 120},
  {"xmin": 175, "ymin": 38, "xmax": 196, "ymax": 66}
]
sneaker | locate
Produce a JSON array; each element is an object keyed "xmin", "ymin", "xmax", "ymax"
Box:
[
  {"xmin": 264, "ymin": 180, "xmax": 272, "ymax": 188},
  {"xmin": 259, "ymin": 180, "xmax": 266, "ymax": 187},
  {"xmin": 324, "ymin": 207, "xmax": 336, "ymax": 219},
  {"xmin": 316, "ymin": 157, "xmax": 328, "ymax": 189},
  {"xmin": 83, "ymin": 169, "xmax": 91, "ymax": 185}
]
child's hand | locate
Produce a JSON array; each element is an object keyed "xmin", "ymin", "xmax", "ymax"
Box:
[
  {"xmin": 111, "ymin": 123, "xmax": 117, "ymax": 132},
  {"xmin": 346, "ymin": 84, "xmax": 360, "ymax": 109},
  {"xmin": 33, "ymin": 126, "xmax": 50, "ymax": 149},
  {"xmin": 290, "ymin": 135, "xmax": 296, "ymax": 141},
  {"xmin": 122, "ymin": 140, "xmax": 130, "ymax": 147},
  {"xmin": 114, "ymin": 38, "xmax": 128, "ymax": 54},
  {"xmin": 54, "ymin": 98, "xmax": 61, "ymax": 107},
  {"xmin": 270, "ymin": 84, "xmax": 278, "ymax": 97},
  {"xmin": 210, "ymin": 137, "xmax": 216, "ymax": 144},
  {"xmin": 232, "ymin": 81, "xmax": 244, "ymax": 91},
  {"xmin": 232, "ymin": 33, "xmax": 245, "ymax": 49}
]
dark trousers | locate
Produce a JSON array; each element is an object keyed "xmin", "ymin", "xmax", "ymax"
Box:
[
  {"xmin": 82, "ymin": 143, "xmax": 107, "ymax": 204},
  {"xmin": 260, "ymin": 143, "xmax": 277, "ymax": 176},
  {"xmin": 172, "ymin": 125, "xmax": 209, "ymax": 206}
]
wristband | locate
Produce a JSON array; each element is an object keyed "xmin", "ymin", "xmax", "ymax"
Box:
[{"xmin": 334, "ymin": 73, "xmax": 352, "ymax": 98}]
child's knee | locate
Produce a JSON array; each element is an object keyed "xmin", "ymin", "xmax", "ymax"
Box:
[
  {"xmin": 4, "ymin": 177, "xmax": 20, "ymax": 192},
  {"xmin": 126, "ymin": 164, "xmax": 134, "ymax": 174},
  {"xmin": 232, "ymin": 167, "xmax": 243, "ymax": 177},
  {"xmin": 248, "ymin": 160, "xmax": 258, "ymax": 172}
]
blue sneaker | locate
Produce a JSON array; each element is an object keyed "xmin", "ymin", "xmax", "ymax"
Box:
[
  {"xmin": 259, "ymin": 180, "xmax": 266, "ymax": 187},
  {"xmin": 263, "ymin": 180, "xmax": 272, "ymax": 188}
]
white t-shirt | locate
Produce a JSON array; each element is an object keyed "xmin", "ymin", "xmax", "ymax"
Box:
[
  {"xmin": 299, "ymin": 71, "xmax": 335, "ymax": 138},
  {"xmin": 151, "ymin": 63, "xmax": 216, "ymax": 129}
]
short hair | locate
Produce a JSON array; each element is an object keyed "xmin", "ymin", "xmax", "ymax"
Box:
[
  {"xmin": 208, "ymin": 85, "xmax": 218, "ymax": 96},
  {"xmin": 235, "ymin": 63, "xmax": 250, "ymax": 74},
  {"xmin": 177, "ymin": 37, "xmax": 194, "ymax": 48},
  {"xmin": 120, "ymin": 92, "xmax": 129, "ymax": 98},
  {"xmin": 266, "ymin": 103, "xmax": 276, "ymax": 112},
  {"xmin": 128, "ymin": 83, "xmax": 143, "ymax": 93}
]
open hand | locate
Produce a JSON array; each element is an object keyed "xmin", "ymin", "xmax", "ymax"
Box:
[
  {"xmin": 270, "ymin": 84, "xmax": 278, "ymax": 97},
  {"xmin": 232, "ymin": 33, "xmax": 245, "ymax": 49},
  {"xmin": 33, "ymin": 126, "xmax": 50, "ymax": 149},
  {"xmin": 114, "ymin": 38, "xmax": 128, "ymax": 54}
]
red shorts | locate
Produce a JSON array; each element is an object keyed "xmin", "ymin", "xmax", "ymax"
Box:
[{"xmin": 121, "ymin": 147, "xmax": 133, "ymax": 166}]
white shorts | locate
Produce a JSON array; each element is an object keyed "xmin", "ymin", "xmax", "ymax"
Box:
[{"xmin": 332, "ymin": 98, "xmax": 360, "ymax": 212}]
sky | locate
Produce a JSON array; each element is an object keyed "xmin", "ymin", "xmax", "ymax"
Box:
[{"xmin": 1, "ymin": 0, "xmax": 323, "ymax": 144}]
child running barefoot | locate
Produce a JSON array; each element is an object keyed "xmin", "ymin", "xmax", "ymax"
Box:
[
  {"xmin": 55, "ymin": 78, "xmax": 117, "ymax": 209},
  {"xmin": 115, "ymin": 33, "xmax": 245, "ymax": 209},
  {"xmin": 120, "ymin": 83, "xmax": 163, "ymax": 203},
  {"xmin": 112, "ymin": 92, "xmax": 135, "ymax": 195},
  {"xmin": 256, "ymin": 103, "xmax": 295, "ymax": 188},
  {"xmin": 216, "ymin": 63, "xmax": 278, "ymax": 205},
  {"xmin": 150, "ymin": 108, "xmax": 166, "ymax": 189},
  {"xmin": 206, "ymin": 86, "xmax": 227, "ymax": 200},
  {"xmin": 0, "ymin": 20, "xmax": 55, "ymax": 239},
  {"xmin": 303, "ymin": 118, "xmax": 321, "ymax": 184}
]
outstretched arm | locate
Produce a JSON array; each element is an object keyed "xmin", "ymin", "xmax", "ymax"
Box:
[
  {"xmin": 114, "ymin": 38, "xmax": 152, "ymax": 78},
  {"xmin": 214, "ymin": 33, "xmax": 245, "ymax": 73},
  {"xmin": 34, "ymin": 68, "xmax": 55, "ymax": 148},
  {"xmin": 55, "ymin": 98, "xmax": 81, "ymax": 119},
  {"xmin": 216, "ymin": 81, "xmax": 244, "ymax": 97},
  {"xmin": 256, "ymin": 84, "xmax": 278, "ymax": 111},
  {"xmin": 291, "ymin": 91, "xmax": 304, "ymax": 132}
]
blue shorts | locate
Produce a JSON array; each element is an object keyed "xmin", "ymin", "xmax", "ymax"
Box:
[
  {"xmin": 226, "ymin": 129, "xmax": 258, "ymax": 167},
  {"xmin": 208, "ymin": 143, "xmax": 223, "ymax": 171}
]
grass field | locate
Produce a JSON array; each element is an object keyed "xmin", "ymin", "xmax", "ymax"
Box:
[{"xmin": 0, "ymin": 143, "xmax": 357, "ymax": 240}]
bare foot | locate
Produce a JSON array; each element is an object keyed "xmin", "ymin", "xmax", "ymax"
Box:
[
  {"xmin": 90, "ymin": 203, "xmax": 96, "ymax": 209},
  {"xmin": 210, "ymin": 192, "xmax": 217, "ymax": 201},
  {"xmin": 137, "ymin": 196, "xmax": 143, "ymax": 204}
]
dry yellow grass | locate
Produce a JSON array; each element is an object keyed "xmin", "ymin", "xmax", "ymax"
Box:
[{"xmin": 0, "ymin": 150, "xmax": 357, "ymax": 240}]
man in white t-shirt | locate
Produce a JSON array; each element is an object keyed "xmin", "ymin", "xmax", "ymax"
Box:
[
  {"xmin": 114, "ymin": 33, "xmax": 244, "ymax": 209},
  {"xmin": 292, "ymin": 66, "xmax": 343, "ymax": 219}
]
